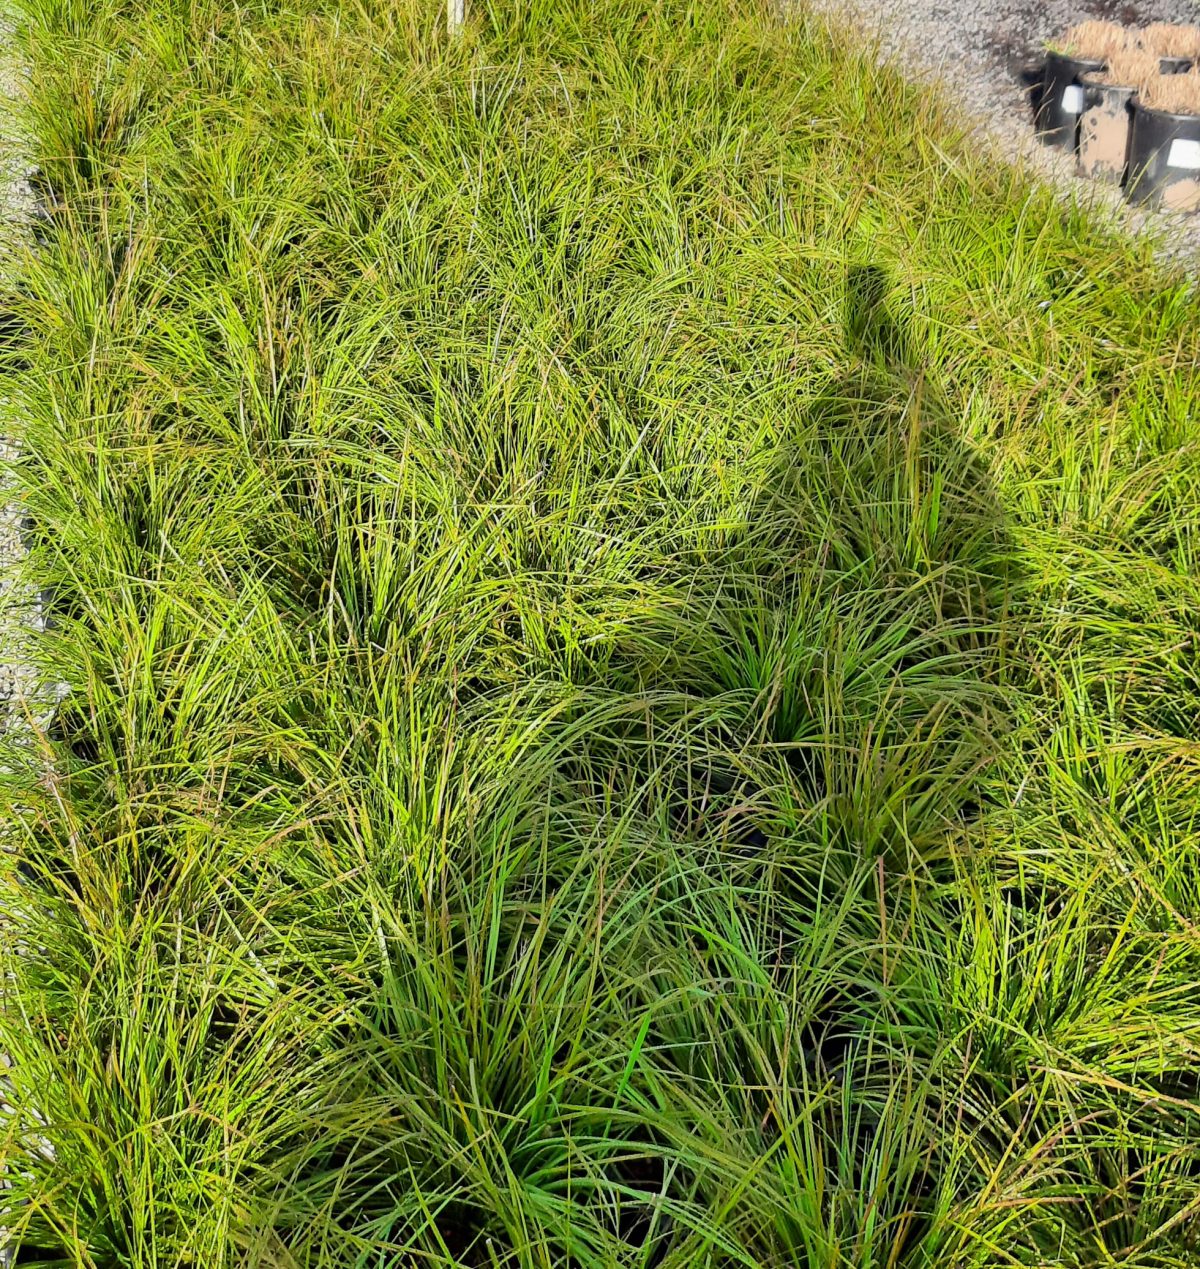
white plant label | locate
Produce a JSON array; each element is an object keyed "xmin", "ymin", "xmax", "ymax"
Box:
[
  {"xmin": 1167, "ymin": 138, "xmax": 1200, "ymax": 170},
  {"xmin": 1061, "ymin": 85, "xmax": 1084, "ymax": 114}
]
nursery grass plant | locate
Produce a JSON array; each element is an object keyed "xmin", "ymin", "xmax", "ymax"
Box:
[{"xmin": 2, "ymin": 0, "xmax": 1200, "ymax": 1264}]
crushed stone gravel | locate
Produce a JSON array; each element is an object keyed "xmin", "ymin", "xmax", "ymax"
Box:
[
  {"xmin": 0, "ymin": 20, "xmax": 49, "ymax": 1269},
  {"xmin": 0, "ymin": 25, "xmax": 37, "ymax": 742}
]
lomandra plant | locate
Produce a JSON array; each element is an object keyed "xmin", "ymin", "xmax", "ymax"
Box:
[{"xmin": 2, "ymin": 0, "xmax": 1200, "ymax": 1265}]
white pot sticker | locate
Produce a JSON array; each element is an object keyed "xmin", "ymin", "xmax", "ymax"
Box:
[
  {"xmin": 1167, "ymin": 138, "xmax": 1200, "ymax": 170},
  {"xmin": 1061, "ymin": 85, "xmax": 1084, "ymax": 113}
]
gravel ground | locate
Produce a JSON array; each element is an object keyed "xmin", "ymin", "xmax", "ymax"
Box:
[
  {"xmin": 800, "ymin": 0, "xmax": 1200, "ymax": 261},
  {"xmin": 0, "ymin": 22, "xmax": 37, "ymax": 1269},
  {"xmin": 0, "ymin": 26, "xmax": 35, "ymax": 740}
]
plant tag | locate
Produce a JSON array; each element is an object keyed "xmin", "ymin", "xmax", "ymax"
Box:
[
  {"xmin": 1061, "ymin": 85, "xmax": 1084, "ymax": 113},
  {"xmin": 1167, "ymin": 138, "xmax": 1200, "ymax": 169}
]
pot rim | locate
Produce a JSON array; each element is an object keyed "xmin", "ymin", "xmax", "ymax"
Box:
[
  {"xmin": 1081, "ymin": 71, "xmax": 1139, "ymax": 91},
  {"xmin": 1130, "ymin": 95, "xmax": 1200, "ymax": 123},
  {"xmin": 1043, "ymin": 49, "xmax": 1106, "ymax": 72}
]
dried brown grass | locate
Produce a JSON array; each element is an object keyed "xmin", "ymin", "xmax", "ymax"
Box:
[
  {"xmin": 1087, "ymin": 51, "xmax": 1161, "ymax": 92},
  {"xmin": 1139, "ymin": 68, "xmax": 1200, "ymax": 113},
  {"xmin": 1136, "ymin": 22, "xmax": 1200, "ymax": 61},
  {"xmin": 1058, "ymin": 20, "xmax": 1132, "ymax": 60}
]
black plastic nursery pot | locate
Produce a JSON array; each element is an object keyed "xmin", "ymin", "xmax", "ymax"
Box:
[
  {"xmin": 1077, "ymin": 78, "xmax": 1136, "ymax": 182},
  {"xmin": 1127, "ymin": 97, "xmax": 1200, "ymax": 211},
  {"xmin": 1037, "ymin": 50, "xmax": 1105, "ymax": 147}
]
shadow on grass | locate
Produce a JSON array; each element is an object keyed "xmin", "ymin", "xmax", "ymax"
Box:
[
  {"xmin": 556, "ymin": 262, "xmax": 1031, "ymax": 1269},
  {"xmin": 665, "ymin": 261, "xmax": 1019, "ymax": 867},
  {"xmin": 2, "ymin": 261, "xmax": 1025, "ymax": 1269}
]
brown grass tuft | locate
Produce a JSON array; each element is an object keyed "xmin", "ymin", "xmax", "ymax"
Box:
[
  {"xmin": 1088, "ymin": 51, "xmax": 1161, "ymax": 92},
  {"xmin": 1139, "ymin": 68, "xmax": 1200, "ymax": 113},
  {"xmin": 1135, "ymin": 23, "xmax": 1200, "ymax": 60},
  {"xmin": 1057, "ymin": 20, "xmax": 1133, "ymax": 60}
]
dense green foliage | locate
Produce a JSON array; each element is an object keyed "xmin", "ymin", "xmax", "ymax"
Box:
[{"xmin": 3, "ymin": 0, "xmax": 1200, "ymax": 1263}]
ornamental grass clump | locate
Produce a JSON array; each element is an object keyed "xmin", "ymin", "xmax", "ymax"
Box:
[
  {"xmin": 1091, "ymin": 49, "xmax": 1161, "ymax": 90},
  {"xmin": 1050, "ymin": 19, "xmax": 1132, "ymax": 59},
  {"xmin": 1140, "ymin": 66, "xmax": 1200, "ymax": 112},
  {"xmin": 1137, "ymin": 21, "xmax": 1200, "ymax": 61},
  {"xmin": 4, "ymin": 0, "xmax": 1200, "ymax": 1265}
]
